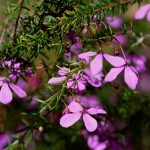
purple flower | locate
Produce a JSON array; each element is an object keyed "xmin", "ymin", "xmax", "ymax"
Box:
[
  {"xmin": 60, "ymin": 101, "xmax": 106, "ymax": 132},
  {"xmin": 124, "ymin": 53, "xmax": 147, "ymax": 73},
  {"xmin": 67, "ymin": 74, "xmax": 87, "ymax": 92},
  {"xmin": 133, "ymin": 55, "xmax": 147, "ymax": 72},
  {"xmin": 112, "ymin": 35, "xmax": 127, "ymax": 46},
  {"xmin": 84, "ymin": 120, "xmax": 132, "ymax": 150},
  {"xmin": 0, "ymin": 77, "xmax": 27, "ymax": 104},
  {"xmin": 78, "ymin": 51, "xmax": 97, "ymax": 63},
  {"xmin": 2, "ymin": 59, "xmax": 34, "ymax": 80},
  {"xmin": 105, "ymin": 16, "xmax": 123, "ymax": 29},
  {"xmin": 48, "ymin": 67, "xmax": 69, "ymax": 85},
  {"xmin": 0, "ymin": 133, "xmax": 10, "ymax": 149},
  {"xmin": 2, "ymin": 60, "xmax": 21, "ymax": 80},
  {"xmin": 84, "ymin": 67, "xmax": 103, "ymax": 87},
  {"xmin": 80, "ymin": 95, "xmax": 103, "ymax": 109},
  {"xmin": 69, "ymin": 43, "xmax": 82, "ymax": 53},
  {"xmin": 88, "ymin": 135, "xmax": 108, "ymax": 150},
  {"xmin": 79, "ymin": 52, "xmax": 126, "ymax": 76},
  {"xmin": 104, "ymin": 54, "xmax": 139, "ymax": 90},
  {"xmin": 68, "ymin": 95, "xmax": 103, "ymax": 109},
  {"xmin": 134, "ymin": 4, "xmax": 150, "ymax": 22},
  {"xmin": 48, "ymin": 67, "xmax": 87, "ymax": 92}
]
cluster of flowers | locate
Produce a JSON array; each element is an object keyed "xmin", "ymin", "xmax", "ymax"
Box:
[
  {"xmin": 0, "ymin": 59, "xmax": 33, "ymax": 104},
  {"xmin": 49, "ymin": 51, "xmax": 139, "ymax": 90},
  {"xmin": 85, "ymin": 120, "xmax": 132, "ymax": 150},
  {"xmin": 0, "ymin": 4, "xmax": 149, "ymax": 150},
  {"xmin": 47, "ymin": 3, "xmax": 150, "ymax": 134},
  {"xmin": 48, "ymin": 50, "xmax": 139, "ymax": 133}
]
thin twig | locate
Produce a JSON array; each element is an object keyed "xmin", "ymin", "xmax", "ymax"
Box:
[
  {"xmin": 0, "ymin": 18, "xmax": 9, "ymax": 44},
  {"xmin": 94, "ymin": 0, "xmax": 132, "ymax": 13},
  {"xmin": 13, "ymin": 0, "xmax": 24, "ymax": 41}
]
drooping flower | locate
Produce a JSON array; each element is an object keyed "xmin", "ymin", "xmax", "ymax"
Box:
[
  {"xmin": 67, "ymin": 73, "xmax": 87, "ymax": 93},
  {"xmin": 60, "ymin": 101, "xmax": 106, "ymax": 132},
  {"xmin": 48, "ymin": 67, "xmax": 69, "ymax": 85},
  {"xmin": 0, "ymin": 77, "xmax": 27, "ymax": 104},
  {"xmin": 48, "ymin": 67, "xmax": 87, "ymax": 93},
  {"xmin": 104, "ymin": 54, "xmax": 139, "ymax": 90},
  {"xmin": 134, "ymin": 4, "xmax": 150, "ymax": 22},
  {"xmin": 105, "ymin": 16, "xmax": 123, "ymax": 29}
]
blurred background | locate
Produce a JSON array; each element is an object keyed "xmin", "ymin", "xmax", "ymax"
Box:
[{"xmin": 0, "ymin": 0, "xmax": 150, "ymax": 150}]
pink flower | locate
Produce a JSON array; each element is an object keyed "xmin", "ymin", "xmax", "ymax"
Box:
[
  {"xmin": 84, "ymin": 67, "xmax": 103, "ymax": 87},
  {"xmin": 69, "ymin": 43, "xmax": 82, "ymax": 53},
  {"xmin": 134, "ymin": 4, "xmax": 150, "ymax": 22},
  {"xmin": 104, "ymin": 54, "xmax": 139, "ymax": 90},
  {"xmin": 133, "ymin": 55, "xmax": 147, "ymax": 72},
  {"xmin": 105, "ymin": 16, "xmax": 123, "ymax": 29},
  {"xmin": 78, "ymin": 51, "xmax": 97, "ymax": 63},
  {"xmin": 0, "ymin": 133, "xmax": 10, "ymax": 149},
  {"xmin": 0, "ymin": 77, "xmax": 27, "ymax": 104},
  {"xmin": 67, "ymin": 74, "xmax": 87, "ymax": 92},
  {"xmin": 48, "ymin": 67, "xmax": 69, "ymax": 85},
  {"xmin": 79, "ymin": 52, "xmax": 126, "ymax": 76},
  {"xmin": 88, "ymin": 135, "xmax": 108, "ymax": 150},
  {"xmin": 48, "ymin": 67, "xmax": 87, "ymax": 92},
  {"xmin": 60, "ymin": 101, "xmax": 106, "ymax": 132},
  {"xmin": 112, "ymin": 35, "xmax": 127, "ymax": 46}
]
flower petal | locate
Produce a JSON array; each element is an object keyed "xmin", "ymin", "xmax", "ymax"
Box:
[
  {"xmin": 88, "ymin": 78, "xmax": 102, "ymax": 87},
  {"xmin": 124, "ymin": 66, "xmax": 138, "ymax": 90},
  {"xmin": 77, "ymin": 82, "xmax": 86, "ymax": 91},
  {"xmin": 87, "ymin": 108, "xmax": 106, "ymax": 115},
  {"xmin": 83, "ymin": 113, "xmax": 98, "ymax": 132},
  {"xmin": 95, "ymin": 142, "xmax": 107, "ymax": 150},
  {"xmin": 68, "ymin": 101, "xmax": 83, "ymax": 113},
  {"xmin": 9, "ymin": 83, "xmax": 27, "ymax": 98},
  {"xmin": 87, "ymin": 135, "xmax": 99, "ymax": 149},
  {"xmin": 134, "ymin": 4, "xmax": 150, "ymax": 20},
  {"xmin": 0, "ymin": 83, "xmax": 12, "ymax": 104},
  {"xmin": 84, "ymin": 67, "xmax": 103, "ymax": 87},
  {"xmin": 58, "ymin": 67, "xmax": 69, "ymax": 76},
  {"xmin": 105, "ymin": 16, "xmax": 123, "ymax": 29},
  {"xmin": 104, "ymin": 54, "xmax": 126, "ymax": 67},
  {"xmin": 78, "ymin": 52, "xmax": 96, "ymax": 59},
  {"xmin": 60, "ymin": 113, "xmax": 82, "ymax": 128},
  {"xmin": 0, "ymin": 77, "xmax": 5, "ymax": 81},
  {"xmin": 48, "ymin": 76, "xmax": 66, "ymax": 85},
  {"xmin": 67, "ymin": 79, "xmax": 74, "ymax": 88},
  {"xmin": 104, "ymin": 67, "xmax": 124, "ymax": 82},
  {"xmin": 90, "ymin": 54, "xmax": 103, "ymax": 76},
  {"xmin": 0, "ymin": 81, "xmax": 3, "ymax": 87},
  {"xmin": 70, "ymin": 43, "xmax": 82, "ymax": 52}
]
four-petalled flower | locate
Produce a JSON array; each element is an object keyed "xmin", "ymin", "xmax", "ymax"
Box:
[
  {"xmin": 104, "ymin": 55, "xmax": 139, "ymax": 90},
  {"xmin": 60, "ymin": 101, "xmax": 106, "ymax": 132},
  {"xmin": 0, "ymin": 77, "xmax": 27, "ymax": 104}
]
